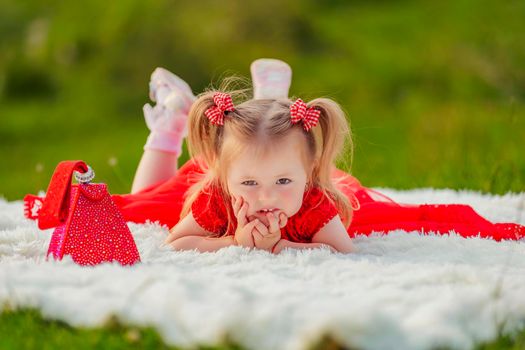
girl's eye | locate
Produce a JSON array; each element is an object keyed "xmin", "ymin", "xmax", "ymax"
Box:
[{"xmin": 241, "ymin": 179, "xmax": 291, "ymax": 186}]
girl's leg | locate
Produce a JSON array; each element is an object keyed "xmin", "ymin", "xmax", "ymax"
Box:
[
  {"xmin": 250, "ymin": 58, "xmax": 292, "ymax": 99},
  {"xmin": 130, "ymin": 68, "xmax": 195, "ymax": 194},
  {"xmin": 131, "ymin": 149, "xmax": 179, "ymax": 194}
]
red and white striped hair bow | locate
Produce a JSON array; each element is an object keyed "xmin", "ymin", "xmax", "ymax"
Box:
[
  {"xmin": 289, "ymin": 98, "xmax": 320, "ymax": 132},
  {"xmin": 204, "ymin": 92, "xmax": 235, "ymax": 126}
]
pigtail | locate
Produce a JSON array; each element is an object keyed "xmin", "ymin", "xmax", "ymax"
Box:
[
  {"xmin": 186, "ymin": 91, "xmax": 224, "ymax": 169},
  {"xmin": 187, "ymin": 77, "xmax": 252, "ymax": 169},
  {"xmin": 307, "ymin": 98, "xmax": 355, "ymax": 226},
  {"xmin": 179, "ymin": 77, "xmax": 251, "ymax": 231}
]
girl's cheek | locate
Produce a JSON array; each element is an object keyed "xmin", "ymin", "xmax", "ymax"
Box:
[
  {"xmin": 280, "ymin": 188, "xmax": 295, "ymax": 199},
  {"xmin": 232, "ymin": 189, "xmax": 256, "ymax": 213},
  {"xmin": 231, "ymin": 187, "xmax": 253, "ymax": 204},
  {"xmin": 281, "ymin": 187, "xmax": 303, "ymax": 215},
  {"xmin": 280, "ymin": 188, "xmax": 297, "ymax": 204}
]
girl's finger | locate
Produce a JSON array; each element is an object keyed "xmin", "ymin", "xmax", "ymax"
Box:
[
  {"xmin": 252, "ymin": 227, "xmax": 264, "ymax": 241},
  {"xmin": 246, "ymin": 218, "xmax": 260, "ymax": 231},
  {"xmin": 255, "ymin": 220, "xmax": 269, "ymax": 236},
  {"xmin": 279, "ymin": 212, "xmax": 288, "ymax": 228},
  {"xmin": 267, "ymin": 212, "xmax": 280, "ymax": 234},
  {"xmin": 232, "ymin": 196, "xmax": 240, "ymax": 215},
  {"xmin": 238, "ymin": 202, "xmax": 249, "ymax": 227},
  {"xmin": 236, "ymin": 196, "xmax": 244, "ymax": 214}
]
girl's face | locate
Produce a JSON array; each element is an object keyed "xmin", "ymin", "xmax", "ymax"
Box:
[{"xmin": 226, "ymin": 131, "xmax": 310, "ymax": 227}]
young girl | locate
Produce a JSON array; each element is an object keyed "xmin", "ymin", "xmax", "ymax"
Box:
[{"xmin": 112, "ymin": 59, "xmax": 525, "ymax": 253}]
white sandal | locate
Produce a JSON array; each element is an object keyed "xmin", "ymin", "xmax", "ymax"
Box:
[
  {"xmin": 148, "ymin": 67, "xmax": 196, "ymax": 111},
  {"xmin": 250, "ymin": 58, "xmax": 292, "ymax": 99},
  {"xmin": 143, "ymin": 68, "xmax": 196, "ymax": 155}
]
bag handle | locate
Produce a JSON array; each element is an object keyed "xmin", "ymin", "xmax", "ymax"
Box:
[{"xmin": 38, "ymin": 160, "xmax": 89, "ymax": 229}]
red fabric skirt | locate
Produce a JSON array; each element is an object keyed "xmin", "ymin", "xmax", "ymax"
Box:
[{"xmin": 112, "ymin": 158, "xmax": 525, "ymax": 241}]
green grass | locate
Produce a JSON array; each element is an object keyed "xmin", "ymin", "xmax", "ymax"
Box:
[
  {"xmin": 0, "ymin": 308, "xmax": 244, "ymax": 350},
  {"xmin": 0, "ymin": 309, "xmax": 175, "ymax": 350},
  {"xmin": 1, "ymin": 0, "xmax": 524, "ymax": 200},
  {"xmin": 1, "ymin": 309, "xmax": 524, "ymax": 350}
]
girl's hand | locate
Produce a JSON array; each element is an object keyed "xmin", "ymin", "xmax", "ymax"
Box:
[
  {"xmin": 231, "ymin": 196, "xmax": 257, "ymax": 248},
  {"xmin": 271, "ymin": 238, "xmax": 288, "ymax": 254},
  {"xmin": 253, "ymin": 211, "xmax": 287, "ymax": 252}
]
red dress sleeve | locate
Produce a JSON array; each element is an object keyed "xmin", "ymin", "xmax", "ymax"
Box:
[
  {"xmin": 191, "ymin": 184, "xmax": 229, "ymax": 235},
  {"xmin": 283, "ymin": 187, "xmax": 339, "ymax": 243}
]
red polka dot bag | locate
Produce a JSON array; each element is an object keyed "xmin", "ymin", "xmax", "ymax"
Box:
[{"xmin": 24, "ymin": 160, "xmax": 141, "ymax": 266}]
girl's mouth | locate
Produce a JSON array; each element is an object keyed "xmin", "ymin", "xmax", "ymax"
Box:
[{"xmin": 257, "ymin": 208, "xmax": 279, "ymax": 214}]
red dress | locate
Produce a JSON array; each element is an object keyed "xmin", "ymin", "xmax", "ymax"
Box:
[{"xmin": 112, "ymin": 158, "xmax": 525, "ymax": 241}]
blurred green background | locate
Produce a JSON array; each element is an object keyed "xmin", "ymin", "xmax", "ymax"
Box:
[{"xmin": 1, "ymin": 0, "xmax": 524, "ymax": 201}]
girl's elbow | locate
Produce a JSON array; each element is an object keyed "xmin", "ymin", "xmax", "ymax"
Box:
[
  {"xmin": 168, "ymin": 239, "xmax": 184, "ymax": 251},
  {"xmin": 335, "ymin": 242, "xmax": 356, "ymax": 254},
  {"xmin": 164, "ymin": 233, "xmax": 176, "ymax": 245},
  {"xmin": 342, "ymin": 246, "xmax": 355, "ymax": 254},
  {"xmin": 168, "ymin": 236, "xmax": 195, "ymax": 251}
]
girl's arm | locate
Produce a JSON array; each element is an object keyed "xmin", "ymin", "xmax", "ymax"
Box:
[
  {"xmin": 310, "ymin": 215, "xmax": 355, "ymax": 253},
  {"xmin": 170, "ymin": 235, "xmax": 236, "ymax": 252},
  {"xmin": 165, "ymin": 211, "xmax": 212, "ymax": 245},
  {"xmin": 166, "ymin": 211, "xmax": 236, "ymax": 252},
  {"xmin": 164, "ymin": 211, "xmax": 235, "ymax": 252},
  {"xmin": 272, "ymin": 215, "xmax": 355, "ymax": 254},
  {"xmin": 272, "ymin": 239, "xmax": 338, "ymax": 254}
]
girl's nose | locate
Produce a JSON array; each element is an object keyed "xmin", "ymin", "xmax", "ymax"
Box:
[{"xmin": 258, "ymin": 187, "xmax": 276, "ymax": 203}]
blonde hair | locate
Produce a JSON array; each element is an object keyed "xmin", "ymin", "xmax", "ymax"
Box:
[{"xmin": 180, "ymin": 77, "xmax": 355, "ymax": 236}]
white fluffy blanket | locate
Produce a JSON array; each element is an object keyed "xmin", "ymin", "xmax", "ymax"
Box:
[{"xmin": 1, "ymin": 188, "xmax": 525, "ymax": 350}]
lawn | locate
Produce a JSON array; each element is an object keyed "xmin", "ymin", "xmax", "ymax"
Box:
[{"xmin": 1, "ymin": 308, "xmax": 524, "ymax": 350}]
